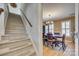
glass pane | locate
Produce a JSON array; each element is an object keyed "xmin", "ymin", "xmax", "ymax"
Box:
[
  {"xmin": 62, "ymin": 29, "xmax": 65, "ymax": 34},
  {"xmin": 66, "ymin": 21, "xmax": 70, "ymax": 28},
  {"xmin": 62, "ymin": 21, "xmax": 65, "ymax": 28},
  {"xmin": 52, "ymin": 29, "xmax": 54, "ymax": 34},
  {"xmin": 45, "ymin": 25, "xmax": 48, "ymax": 30},
  {"xmin": 49, "ymin": 24, "xmax": 54, "ymax": 34},
  {"xmin": 66, "ymin": 29, "xmax": 70, "ymax": 36},
  {"xmin": 49, "ymin": 29, "xmax": 52, "ymax": 33},
  {"xmin": 51, "ymin": 24, "xmax": 54, "ymax": 29},
  {"xmin": 62, "ymin": 20, "xmax": 71, "ymax": 36},
  {"xmin": 52, "ymin": 24, "xmax": 54, "ymax": 34},
  {"xmin": 49, "ymin": 24, "xmax": 52, "ymax": 29},
  {"xmin": 45, "ymin": 25, "xmax": 48, "ymax": 35},
  {"xmin": 45, "ymin": 29, "xmax": 48, "ymax": 35}
]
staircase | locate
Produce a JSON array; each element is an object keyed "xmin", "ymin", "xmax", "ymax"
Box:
[{"xmin": 0, "ymin": 13, "xmax": 36, "ymax": 56}]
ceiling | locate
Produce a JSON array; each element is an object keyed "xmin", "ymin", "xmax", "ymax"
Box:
[
  {"xmin": 43, "ymin": 3, "xmax": 75, "ymax": 21},
  {"xmin": 8, "ymin": 3, "xmax": 22, "ymax": 15},
  {"xmin": 8, "ymin": 3, "xmax": 28, "ymax": 15}
]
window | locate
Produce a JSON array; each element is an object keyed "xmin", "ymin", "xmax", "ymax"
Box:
[
  {"xmin": 49, "ymin": 24, "xmax": 54, "ymax": 34},
  {"xmin": 62, "ymin": 20, "xmax": 71, "ymax": 36},
  {"xmin": 45, "ymin": 21, "xmax": 54, "ymax": 35},
  {"xmin": 45, "ymin": 25, "xmax": 48, "ymax": 35}
]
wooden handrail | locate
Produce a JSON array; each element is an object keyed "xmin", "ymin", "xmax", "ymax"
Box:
[{"xmin": 20, "ymin": 9, "xmax": 32, "ymax": 27}]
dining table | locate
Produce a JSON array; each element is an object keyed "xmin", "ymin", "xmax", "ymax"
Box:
[{"xmin": 43, "ymin": 33, "xmax": 65, "ymax": 50}]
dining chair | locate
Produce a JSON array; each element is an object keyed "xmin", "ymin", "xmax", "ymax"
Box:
[
  {"xmin": 52, "ymin": 34, "xmax": 66, "ymax": 50},
  {"xmin": 47, "ymin": 33, "xmax": 54, "ymax": 47}
]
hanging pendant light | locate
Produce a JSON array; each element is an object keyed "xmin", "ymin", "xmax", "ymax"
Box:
[{"xmin": 48, "ymin": 14, "xmax": 52, "ymax": 24}]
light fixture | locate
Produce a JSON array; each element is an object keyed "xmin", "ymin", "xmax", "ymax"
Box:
[
  {"xmin": 48, "ymin": 14, "xmax": 51, "ymax": 19},
  {"xmin": 45, "ymin": 14, "xmax": 53, "ymax": 25}
]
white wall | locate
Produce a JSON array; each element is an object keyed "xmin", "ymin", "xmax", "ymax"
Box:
[
  {"xmin": 0, "ymin": 3, "xmax": 5, "ymax": 38},
  {"xmin": 75, "ymin": 3, "xmax": 78, "ymax": 56},
  {"xmin": 20, "ymin": 3, "xmax": 42, "ymax": 55},
  {"xmin": 78, "ymin": 3, "xmax": 79, "ymax": 56},
  {"xmin": 0, "ymin": 3, "xmax": 9, "ymax": 40}
]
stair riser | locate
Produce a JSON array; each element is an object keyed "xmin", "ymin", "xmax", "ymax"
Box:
[
  {"xmin": 2, "ymin": 46, "xmax": 35, "ymax": 56},
  {"xmin": 7, "ymin": 24, "xmax": 24, "ymax": 26},
  {"xmin": 6, "ymin": 26, "xmax": 25, "ymax": 28},
  {"xmin": 6, "ymin": 28, "xmax": 25, "ymax": 30},
  {"xmin": 1, "ymin": 33, "xmax": 27, "ymax": 37},
  {"xmin": 6, "ymin": 29, "xmax": 25, "ymax": 32},
  {"xmin": 6, "ymin": 27, "xmax": 25, "ymax": 30},
  {"xmin": 0, "ymin": 40, "xmax": 31, "ymax": 49},
  {"xmin": 0, "ymin": 43, "xmax": 32, "ymax": 55},
  {"xmin": 6, "ymin": 31, "xmax": 25, "ymax": 33},
  {"xmin": 2, "ymin": 36, "xmax": 28, "ymax": 40},
  {"xmin": 0, "ymin": 39, "xmax": 30, "ymax": 45}
]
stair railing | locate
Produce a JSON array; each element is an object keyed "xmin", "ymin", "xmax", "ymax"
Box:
[
  {"xmin": 20, "ymin": 9, "xmax": 38, "ymax": 55},
  {"xmin": 20, "ymin": 9, "xmax": 32, "ymax": 27}
]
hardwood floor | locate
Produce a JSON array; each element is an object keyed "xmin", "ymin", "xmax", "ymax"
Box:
[
  {"xmin": 43, "ymin": 37, "xmax": 75, "ymax": 56},
  {"xmin": 43, "ymin": 46, "xmax": 63, "ymax": 56}
]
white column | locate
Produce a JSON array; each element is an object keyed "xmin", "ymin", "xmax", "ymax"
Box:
[
  {"xmin": 38, "ymin": 4, "xmax": 43, "ymax": 56},
  {"xmin": 75, "ymin": 3, "xmax": 78, "ymax": 56}
]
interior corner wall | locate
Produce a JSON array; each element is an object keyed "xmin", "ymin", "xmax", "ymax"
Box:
[
  {"xmin": 54, "ymin": 20, "xmax": 61, "ymax": 33},
  {"xmin": 71, "ymin": 17, "xmax": 75, "ymax": 39}
]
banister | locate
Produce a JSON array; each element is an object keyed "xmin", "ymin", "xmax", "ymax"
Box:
[{"xmin": 20, "ymin": 9, "xmax": 32, "ymax": 27}]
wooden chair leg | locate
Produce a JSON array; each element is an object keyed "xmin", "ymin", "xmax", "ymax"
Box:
[{"xmin": 62, "ymin": 42, "xmax": 65, "ymax": 50}]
